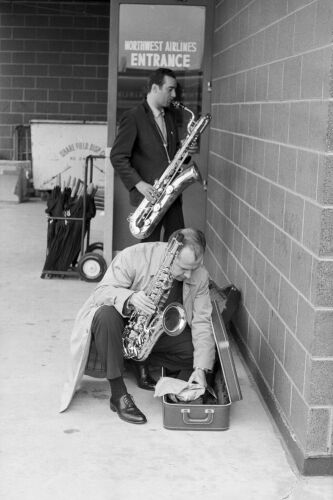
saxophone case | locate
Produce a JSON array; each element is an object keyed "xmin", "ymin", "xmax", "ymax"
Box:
[{"xmin": 161, "ymin": 283, "xmax": 242, "ymax": 431}]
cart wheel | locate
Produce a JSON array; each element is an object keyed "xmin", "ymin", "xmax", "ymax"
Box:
[
  {"xmin": 86, "ymin": 242, "xmax": 104, "ymax": 253},
  {"xmin": 78, "ymin": 252, "xmax": 107, "ymax": 282}
]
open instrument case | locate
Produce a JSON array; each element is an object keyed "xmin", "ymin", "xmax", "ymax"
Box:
[{"xmin": 162, "ymin": 284, "xmax": 242, "ymax": 431}]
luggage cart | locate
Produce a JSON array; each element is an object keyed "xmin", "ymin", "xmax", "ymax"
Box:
[{"xmin": 41, "ymin": 154, "xmax": 107, "ymax": 282}]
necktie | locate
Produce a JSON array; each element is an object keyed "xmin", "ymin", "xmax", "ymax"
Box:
[{"xmin": 155, "ymin": 111, "xmax": 167, "ymax": 144}]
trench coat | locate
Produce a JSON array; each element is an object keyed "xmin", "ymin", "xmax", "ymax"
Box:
[{"xmin": 60, "ymin": 242, "xmax": 215, "ymax": 412}]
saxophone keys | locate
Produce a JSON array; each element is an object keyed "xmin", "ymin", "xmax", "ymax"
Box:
[
  {"xmin": 138, "ymin": 336, "xmax": 145, "ymax": 346},
  {"xmin": 131, "ymin": 226, "xmax": 141, "ymax": 235}
]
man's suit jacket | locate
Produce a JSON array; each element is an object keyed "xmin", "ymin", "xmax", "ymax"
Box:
[
  {"xmin": 59, "ymin": 242, "xmax": 216, "ymax": 412},
  {"xmin": 110, "ymin": 100, "xmax": 180, "ymax": 206}
]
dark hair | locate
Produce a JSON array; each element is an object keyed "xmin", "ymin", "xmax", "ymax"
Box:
[
  {"xmin": 169, "ymin": 228, "xmax": 206, "ymax": 260},
  {"xmin": 147, "ymin": 67, "xmax": 176, "ymax": 92}
]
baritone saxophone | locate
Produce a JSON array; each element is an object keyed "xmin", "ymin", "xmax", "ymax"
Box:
[{"xmin": 128, "ymin": 102, "xmax": 211, "ymax": 239}]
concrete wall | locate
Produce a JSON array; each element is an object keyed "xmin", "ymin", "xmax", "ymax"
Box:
[
  {"xmin": 206, "ymin": 0, "xmax": 333, "ymax": 474},
  {"xmin": 0, "ymin": 0, "xmax": 109, "ymax": 160}
]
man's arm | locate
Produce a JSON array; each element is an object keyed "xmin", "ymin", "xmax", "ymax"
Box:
[
  {"xmin": 91, "ymin": 245, "xmax": 157, "ymax": 317},
  {"xmin": 111, "ymin": 112, "xmax": 157, "ymax": 203},
  {"xmin": 190, "ymin": 272, "xmax": 216, "ymax": 372},
  {"xmin": 186, "ymin": 275, "xmax": 215, "ymax": 387},
  {"xmin": 110, "ymin": 112, "xmax": 142, "ymax": 191},
  {"xmin": 91, "ymin": 246, "xmax": 139, "ymax": 315}
]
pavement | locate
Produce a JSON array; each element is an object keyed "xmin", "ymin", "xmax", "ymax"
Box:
[{"xmin": 1, "ymin": 198, "xmax": 333, "ymax": 500}]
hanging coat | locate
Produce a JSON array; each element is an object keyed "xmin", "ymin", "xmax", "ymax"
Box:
[{"xmin": 59, "ymin": 241, "xmax": 216, "ymax": 412}]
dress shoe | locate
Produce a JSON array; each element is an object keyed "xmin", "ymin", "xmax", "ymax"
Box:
[
  {"xmin": 110, "ymin": 393, "xmax": 147, "ymax": 424},
  {"xmin": 132, "ymin": 362, "xmax": 156, "ymax": 391}
]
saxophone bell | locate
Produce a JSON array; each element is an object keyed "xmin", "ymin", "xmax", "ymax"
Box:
[{"xmin": 162, "ymin": 301, "xmax": 187, "ymax": 337}]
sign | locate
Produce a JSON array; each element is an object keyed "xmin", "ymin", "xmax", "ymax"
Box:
[
  {"xmin": 118, "ymin": 4, "xmax": 205, "ymax": 71},
  {"xmin": 123, "ymin": 40, "xmax": 198, "ymax": 69},
  {"xmin": 30, "ymin": 121, "xmax": 107, "ymax": 190}
]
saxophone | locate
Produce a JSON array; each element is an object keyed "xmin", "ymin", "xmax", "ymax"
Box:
[
  {"xmin": 122, "ymin": 233, "xmax": 187, "ymax": 361},
  {"xmin": 128, "ymin": 102, "xmax": 211, "ymax": 239}
]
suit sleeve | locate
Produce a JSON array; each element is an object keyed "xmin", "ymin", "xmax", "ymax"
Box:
[{"xmin": 110, "ymin": 112, "xmax": 142, "ymax": 191}]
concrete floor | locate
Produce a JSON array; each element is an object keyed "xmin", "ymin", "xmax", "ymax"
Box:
[{"xmin": 1, "ymin": 198, "xmax": 332, "ymax": 500}]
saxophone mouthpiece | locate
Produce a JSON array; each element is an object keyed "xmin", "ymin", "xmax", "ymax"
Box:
[{"xmin": 172, "ymin": 101, "xmax": 185, "ymax": 110}]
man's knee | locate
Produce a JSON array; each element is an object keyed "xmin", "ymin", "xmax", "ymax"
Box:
[{"xmin": 92, "ymin": 305, "xmax": 124, "ymax": 332}]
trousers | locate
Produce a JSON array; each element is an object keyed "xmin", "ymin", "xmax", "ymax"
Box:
[{"xmin": 90, "ymin": 304, "xmax": 194, "ymax": 380}]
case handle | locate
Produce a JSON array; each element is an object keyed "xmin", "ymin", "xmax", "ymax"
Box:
[{"xmin": 181, "ymin": 408, "xmax": 214, "ymax": 425}]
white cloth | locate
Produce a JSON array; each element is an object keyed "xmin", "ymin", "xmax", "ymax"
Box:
[{"xmin": 154, "ymin": 376, "xmax": 206, "ymax": 402}]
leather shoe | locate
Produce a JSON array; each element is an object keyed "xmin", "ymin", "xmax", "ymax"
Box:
[
  {"xmin": 132, "ymin": 362, "xmax": 156, "ymax": 391},
  {"xmin": 110, "ymin": 394, "xmax": 147, "ymax": 424}
]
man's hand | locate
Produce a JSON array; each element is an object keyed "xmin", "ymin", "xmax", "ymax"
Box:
[
  {"xmin": 188, "ymin": 367, "xmax": 207, "ymax": 388},
  {"xmin": 129, "ymin": 291, "xmax": 156, "ymax": 315},
  {"xmin": 135, "ymin": 180, "xmax": 158, "ymax": 203}
]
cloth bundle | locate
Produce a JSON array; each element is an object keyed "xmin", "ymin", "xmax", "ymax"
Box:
[{"xmin": 154, "ymin": 376, "xmax": 207, "ymax": 402}]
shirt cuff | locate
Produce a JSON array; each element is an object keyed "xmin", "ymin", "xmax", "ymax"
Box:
[
  {"xmin": 122, "ymin": 294, "xmax": 135, "ymax": 316},
  {"xmin": 194, "ymin": 367, "xmax": 212, "ymax": 374}
]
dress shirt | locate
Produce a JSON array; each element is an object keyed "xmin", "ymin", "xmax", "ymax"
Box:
[{"xmin": 147, "ymin": 99, "xmax": 168, "ymax": 144}]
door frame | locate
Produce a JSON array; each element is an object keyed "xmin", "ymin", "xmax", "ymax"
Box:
[{"xmin": 104, "ymin": 0, "xmax": 214, "ymax": 261}]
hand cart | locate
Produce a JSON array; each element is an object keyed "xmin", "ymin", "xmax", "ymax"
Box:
[{"xmin": 41, "ymin": 154, "xmax": 107, "ymax": 282}]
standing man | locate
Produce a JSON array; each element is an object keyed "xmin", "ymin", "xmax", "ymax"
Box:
[{"xmin": 110, "ymin": 67, "xmax": 186, "ymax": 242}]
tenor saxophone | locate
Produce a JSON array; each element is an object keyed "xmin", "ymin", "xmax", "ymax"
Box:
[
  {"xmin": 128, "ymin": 102, "xmax": 211, "ymax": 239},
  {"xmin": 122, "ymin": 233, "xmax": 187, "ymax": 361}
]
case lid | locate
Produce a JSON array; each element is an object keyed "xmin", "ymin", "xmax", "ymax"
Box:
[{"xmin": 211, "ymin": 299, "xmax": 242, "ymax": 403}]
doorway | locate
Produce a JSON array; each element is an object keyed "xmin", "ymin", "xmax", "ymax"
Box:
[{"xmin": 106, "ymin": 0, "xmax": 213, "ymax": 254}]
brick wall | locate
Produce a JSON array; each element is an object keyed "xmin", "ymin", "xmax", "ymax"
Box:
[
  {"xmin": 207, "ymin": 0, "xmax": 333, "ymax": 473},
  {"xmin": 2, "ymin": 0, "xmax": 332, "ymax": 475},
  {"xmin": 0, "ymin": 0, "xmax": 109, "ymax": 160}
]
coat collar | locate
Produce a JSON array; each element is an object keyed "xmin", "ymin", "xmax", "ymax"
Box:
[
  {"xmin": 142, "ymin": 100, "xmax": 166, "ymax": 146},
  {"xmin": 147, "ymin": 244, "xmax": 199, "ymax": 287},
  {"xmin": 148, "ymin": 243, "xmax": 168, "ymax": 277}
]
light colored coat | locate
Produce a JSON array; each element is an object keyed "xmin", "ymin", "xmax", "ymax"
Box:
[{"xmin": 60, "ymin": 242, "xmax": 215, "ymax": 412}]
